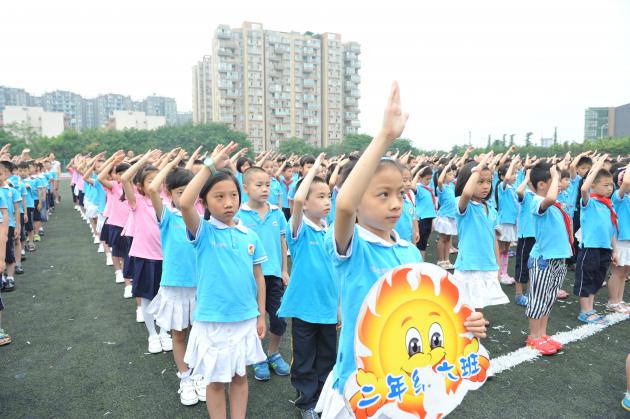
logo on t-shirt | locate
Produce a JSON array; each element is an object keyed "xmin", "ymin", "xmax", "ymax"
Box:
[{"xmin": 248, "ymin": 244, "xmax": 255, "ymax": 256}]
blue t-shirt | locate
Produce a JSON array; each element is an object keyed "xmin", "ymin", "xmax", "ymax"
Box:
[
  {"xmin": 288, "ymin": 179, "xmax": 299, "ymax": 201},
  {"xmin": 529, "ymin": 195, "xmax": 572, "ymax": 259},
  {"xmin": 557, "ymin": 190, "xmax": 575, "ymax": 219},
  {"xmin": 8, "ymin": 175, "xmax": 20, "ymax": 187},
  {"xmin": 612, "ymin": 191, "xmax": 629, "ymax": 241},
  {"xmin": 486, "ymin": 172, "xmax": 500, "ymax": 209},
  {"xmin": 25, "ymin": 177, "xmax": 40, "ymax": 202},
  {"xmin": 437, "ymin": 183, "xmax": 457, "ymax": 218},
  {"xmin": 0, "ymin": 186, "xmax": 21, "ymax": 228},
  {"xmin": 235, "ymin": 172, "xmax": 249, "ymax": 205},
  {"xmin": 394, "ymin": 198, "xmax": 416, "ymax": 242},
  {"xmin": 278, "ymin": 215, "xmax": 337, "ymax": 324},
  {"xmin": 497, "ymin": 183, "xmax": 519, "ymax": 225},
  {"xmin": 14, "ymin": 182, "xmax": 28, "ymax": 213},
  {"xmin": 415, "ymin": 184, "xmax": 437, "ymax": 220},
  {"xmin": 159, "ymin": 207, "xmax": 196, "ymax": 287},
  {"xmin": 580, "ymin": 197, "xmax": 615, "ymax": 249},
  {"xmin": 189, "ymin": 216, "xmax": 267, "ymax": 323},
  {"xmin": 454, "ymin": 198, "xmax": 499, "ymax": 271},
  {"xmin": 517, "ymin": 190, "xmax": 536, "ymax": 238},
  {"xmin": 326, "ymin": 187, "xmax": 338, "ymax": 226},
  {"xmin": 279, "ymin": 176, "xmax": 292, "ymax": 209},
  {"xmin": 268, "ymin": 177, "xmax": 282, "ymax": 207},
  {"xmin": 92, "ymin": 179, "xmax": 107, "ymax": 213},
  {"xmin": 0, "ymin": 194, "xmax": 6, "ymax": 222},
  {"xmin": 237, "ymin": 203, "xmax": 287, "ymax": 278},
  {"xmin": 328, "ymin": 225, "xmax": 421, "ymax": 393}
]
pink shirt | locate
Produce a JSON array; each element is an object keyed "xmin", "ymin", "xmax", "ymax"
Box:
[
  {"xmin": 77, "ymin": 175, "xmax": 84, "ymax": 191},
  {"xmin": 128, "ymin": 194, "xmax": 162, "ymax": 260},
  {"xmin": 194, "ymin": 199, "xmax": 204, "ymax": 216},
  {"xmin": 105, "ymin": 182, "xmax": 129, "ymax": 227},
  {"xmin": 69, "ymin": 168, "xmax": 78, "ymax": 185}
]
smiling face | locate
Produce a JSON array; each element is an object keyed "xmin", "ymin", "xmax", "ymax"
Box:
[
  {"xmin": 357, "ymin": 165, "xmax": 404, "ymax": 237},
  {"xmin": 205, "ymin": 179, "xmax": 240, "ymax": 225}
]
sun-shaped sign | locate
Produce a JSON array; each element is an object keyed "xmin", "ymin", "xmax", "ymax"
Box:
[{"xmin": 344, "ymin": 263, "xmax": 490, "ymax": 419}]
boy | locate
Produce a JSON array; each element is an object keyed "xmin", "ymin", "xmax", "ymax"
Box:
[
  {"xmin": 514, "ymin": 168, "xmax": 535, "ymax": 306},
  {"xmin": 574, "ymin": 155, "xmax": 617, "ymax": 324},
  {"xmin": 279, "ymin": 160, "xmax": 294, "ymax": 220},
  {"xmin": 526, "ymin": 162, "xmax": 573, "ymax": 355},
  {"xmin": 237, "ymin": 166, "xmax": 291, "ymax": 381},
  {"xmin": 261, "ymin": 159, "xmax": 282, "ymax": 208},
  {"xmin": 8, "ymin": 163, "xmax": 27, "ymax": 275},
  {"xmin": 20, "ymin": 163, "xmax": 37, "ymax": 251},
  {"xmin": 568, "ymin": 152, "xmax": 593, "ymax": 263},
  {"xmin": 0, "ymin": 193, "xmax": 8, "ymax": 345},
  {"xmin": 0, "ymin": 161, "xmax": 22, "ymax": 292},
  {"xmin": 288, "ymin": 155, "xmax": 315, "ymax": 215}
]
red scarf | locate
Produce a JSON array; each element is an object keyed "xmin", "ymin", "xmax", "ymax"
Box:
[
  {"xmin": 589, "ymin": 193, "xmax": 619, "ymax": 233},
  {"xmin": 406, "ymin": 191, "xmax": 416, "ymax": 206},
  {"xmin": 420, "ymin": 184, "xmax": 437, "ymax": 210},
  {"xmin": 282, "ymin": 177, "xmax": 292, "ymax": 194},
  {"xmin": 552, "ymin": 202, "xmax": 574, "ymax": 249}
]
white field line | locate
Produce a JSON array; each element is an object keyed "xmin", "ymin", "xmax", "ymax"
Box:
[{"xmin": 489, "ymin": 312, "xmax": 628, "ymax": 376}]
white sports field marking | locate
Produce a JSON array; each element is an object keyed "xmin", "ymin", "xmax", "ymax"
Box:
[{"xmin": 489, "ymin": 312, "xmax": 627, "ymax": 375}]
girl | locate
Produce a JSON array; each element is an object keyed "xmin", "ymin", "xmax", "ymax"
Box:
[
  {"xmin": 394, "ymin": 165, "xmax": 419, "ymax": 243},
  {"xmin": 180, "ymin": 142, "xmax": 267, "ymax": 419},
  {"xmin": 146, "ymin": 149, "xmax": 204, "ymax": 405},
  {"xmin": 608, "ymin": 163, "xmax": 630, "ymax": 314},
  {"xmin": 121, "ymin": 150, "xmax": 171, "ymax": 354},
  {"xmin": 495, "ymin": 157, "xmax": 521, "ymax": 285},
  {"xmin": 414, "ymin": 165, "xmax": 437, "ymax": 260},
  {"xmin": 316, "ymin": 82, "xmax": 488, "ymax": 418},
  {"xmin": 453, "ymin": 153, "xmax": 509, "ymax": 311},
  {"xmin": 434, "ymin": 161, "xmax": 458, "ymax": 269}
]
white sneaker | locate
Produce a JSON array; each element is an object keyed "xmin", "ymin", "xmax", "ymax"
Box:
[
  {"xmin": 136, "ymin": 307, "xmax": 144, "ymax": 323},
  {"xmin": 178, "ymin": 379, "xmax": 199, "ymax": 406},
  {"xmin": 97, "ymin": 243, "xmax": 104, "ymax": 252},
  {"xmin": 160, "ymin": 333, "xmax": 173, "ymax": 352},
  {"xmin": 106, "ymin": 254, "xmax": 113, "ymax": 265},
  {"xmin": 21, "ymin": 249, "xmax": 25, "ymax": 256},
  {"xmin": 148, "ymin": 335, "xmax": 162, "ymax": 354},
  {"xmin": 123, "ymin": 285, "xmax": 133, "ymax": 299},
  {"xmin": 442, "ymin": 261, "xmax": 455, "ymax": 270},
  {"xmin": 116, "ymin": 271, "xmax": 125, "ymax": 284},
  {"xmin": 194, "ymin": 377, "xmax": 207, "ymax": 402},
  {"xmin": 500, "ymin": 275, "xmax": 516, "ymax": 285}
]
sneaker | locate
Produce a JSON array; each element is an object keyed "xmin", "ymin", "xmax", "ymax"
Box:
[
  {"xmin": 3, "ymin": 278, "xmax": 15, "ymax": 292},
  {"xmin": 526, "ymin": 336, "xmax": 557, "ymax": 356},
  {"xmin": 194, "ymin": 376, "xmax": 207, "ymax": 402},
  {"xmin": 97, "ymin": 243, "xmax": 104, "ymax": 253},
  {"xmin": 116, "ymin": 271, "xmax": 125, "ymax": 284},
  {"xmin": 0, "ymin": 328, "xmax": 12, "ymax": 346},
  {"xmin": 21, "ymin": 249, "xmax": 25, "ymax": 256},
  {"xmin": 441, "ymin": 261, "xmax": 455, "ymax": 270},
  {"xmin": 622, "ymin": 394, "xmax": 630, "ymax": 412},
  {"xmin": 178, "ymin": 378, "xmax": 199, "ymax": 406},
  {"xmin": 299, "ymin": 408, "xmax": 320, "ymax": 419},
  {"xmin": 160, "ymin": 333, "xmax": 173, "ymax": 352},
  {"xmin": 27, "ymin": 243, "xmax": 36, "ymax": 251},
  {"xmin": 136, "ymin": 307, "xmax": 144, "ymax": 323},
  {"xmin": 33, "ymin": 234, "xmax": 41, "ymax": 242},
  {"xmin": 449, "ymin": 247, "xmax": 458, "ymax": 254},
  {"xmin": 148, "ymin": 335, "xmax": 162, "ymax": 354},
  {"xmin": 106, "ymin": 254, "xmax": 113, "ymax": 265},
  {"xmin": 93, "ymin": 236, "xmax": 100, "ymax": 245},
  {"xmin": 500, "ymin": 275, "xmax": 516, "ymax": 285},
  {"xmin": 123, "ymin": 285, "xmax": 133, "ymax": 299},
  {"xmin": 15, "ymin": 266, "xmax": 24, "ymax": 275},
  {"xmin": 253, "ymin": 361, "xmax": 271, "ymax": 381},
  {"xmin": 515, "ymin": 294, "xmax": 528, "ymax": 307},
  {"xmin": 507, "ymin": 249, "xmax": 516, "ymax": 257},
  {"xmin": 543, "ymin": 336, "xmax": 563, "ymax": 350},
  {"xmin": 436, "ymin": 260, "xmax": 446, "ymax": 268},
  {"xmin": 268, "ymin": 352, "xmax": 290, "ymax": 376}
]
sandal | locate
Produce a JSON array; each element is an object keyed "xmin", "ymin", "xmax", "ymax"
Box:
[
  {"xmin": 577, "ymin": 310, "xmax": 609, "ymax": 325},
  {"xmin": 0, "ymin": 329, "xmax": 12, "ymax": 346},
  {"xmin": 606, "ymin": 303, "xmax": 630, "ymax": 314}
]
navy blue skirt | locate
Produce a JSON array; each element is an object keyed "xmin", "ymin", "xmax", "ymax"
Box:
[
  {"xmin": 109, "ymin": 226, "xmax": 127, "ymax": 257},
  {"xmin": 99, "ymin": 222, "xmax": 110, "ymax": 243},
  {"xmin": 132, "ymin": 257, "xmax": 162, "ymax": 300}
]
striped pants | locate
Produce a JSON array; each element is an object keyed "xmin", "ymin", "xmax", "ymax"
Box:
[{"xmin": 526, "ymin": 257, "xmax": 567, "ymax": 319}]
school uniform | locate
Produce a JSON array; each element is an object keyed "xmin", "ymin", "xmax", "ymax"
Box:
[
  {"xmin": 148, "ymin": 206, "xmax": 197, "ymax": 331},
  {"xmin": 279, "ymin": 215, "xmax": 337, "ymax": 411},
  {"xmin": 497, "ymin": 183, "xmax": 519, "ymax": 242},
  {"xmin": 105, "ymin": 182, "xmax": 130, "ymax": 258},
  {"xmin": 515, "ymin": 190, "xmax": 536, "ymax": 284},
  {"xmin": 612, "ymin": 190, "xmax": 630, "ymax": 266},
  {"xmin": 184, "ymin": 216, "xmax": 267, "ymax": 384},
  {"xmin": 574, "ymin": 196, "xmax": 616, "ymax": 297},
  {"xmin": 434, "ymin": 182, "xmax": 458, "ymax": 235},
  {"xmin": 23, "ymin": 177, "xmax": 36, "ymax": 231},
  {"xmin": 453, "ymin": 199, "xmax": 509, "ymax": 308},
  {"xmin": 237, "ymin": 203, "xmax": 288, "ymax": 337},
  {"xmin": 280, "ymin": 176, "xmax": 293, "ymax": 220},
  {"xmin": 268, "ymin": 177, "xmax": 282, "ymax": 207},
  {"xmin": 415, "ymin": 183, "xmax": 437, "ymax": 251},
  {"xmin": 0, "ymin": 185, "xmax": 22, "ymax": 264},
  {"xmin": 394, "ymin": 197, "xmax": 417, "ymax": 243},
  {"xmin": 527, "ymin": 196, "xmax": 573, "ymax": 319},
  {"xmin": 14, "ymin": 181, "xmax": 28, "ymax": 242}
]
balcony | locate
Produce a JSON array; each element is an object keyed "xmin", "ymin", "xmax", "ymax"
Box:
[
  {"xmin": 350, "ymin": 74, "xmax": 361, "ymax": 83},
  {"xmin": 226, "ymin": 89, "xmax": 241, "ymax": 97},
  {"xmin": 303, "ymin": 63, "xmax": 314, "ymax": 72},
  {"xmin": 349, "ymin": 89, "xmax": 361, "ymax": 98},
  {"xmin": 216, "ymin": 28, "xmax": 232, "ymax": 39},
  {"xmin": 303, "ymin": 79, "xmax": 316, "ymax": 88}
]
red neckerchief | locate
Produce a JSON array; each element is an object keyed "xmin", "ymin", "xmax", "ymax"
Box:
[
  {"xmin": 420, "ymin": 184, "xmax": 437, "ymax": 210},
  {"xmin": 552, "ymin": 201, "xmax": 574, "ymax": 250},
  {"xmin": 406, "ymin": 191, "xmax": 416, "ymax": 206},
  {"xmin": 589, "ymin": 193, "xmax": 619, "ymax": 233},
  {"xmin": 282, "ymin": 177, "xmax": 292, "ymax": 194}
]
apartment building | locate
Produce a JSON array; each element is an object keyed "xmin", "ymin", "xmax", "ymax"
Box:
[
  {"xmin": 192, "ymin": 56, "xmax": 213, "ymax": 124},
  {"xmin": 2, "ymin": 106, "xmax": 65, "ymax": 138}
]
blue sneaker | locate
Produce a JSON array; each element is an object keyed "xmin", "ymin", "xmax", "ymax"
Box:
[
  {"xmin": 515, "ymin": 294, "xmax": 528, "ymax": 307},
  {"xmin": 268, "ymin": 352, "xmax": 290, "ymax": 376},
  {"xmin": 622, "ymin": 394, "xmax": 630, "ymax": 412},
  {"xmin": 253, "ymin": 361, "xmax": 270, "ymax": 381}
]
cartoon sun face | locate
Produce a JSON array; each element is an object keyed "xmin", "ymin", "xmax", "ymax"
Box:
[{"xmin": 348, "ymin": 263, "xmax": 489, "ymax": 419}]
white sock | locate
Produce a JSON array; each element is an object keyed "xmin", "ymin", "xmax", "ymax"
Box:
[
  {"xmin": 141, "ymin": 298, "xmax": 157, "ymax": 337},
  {"xmin": 177, "ymin": 369, "xmax": 192, "ymax": 380}
]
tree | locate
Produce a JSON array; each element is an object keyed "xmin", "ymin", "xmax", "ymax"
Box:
[
  {"xmin": 525, "ymin": 132, "xmax": 533, "ymax": 147},
  {"xmin": 278, "ymin": 137, "xmax": 319, "ymax": 157}
]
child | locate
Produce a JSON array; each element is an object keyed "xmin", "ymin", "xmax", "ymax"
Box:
[
  {"xmin": 261, "ymin": 159, "xmax": 282, "ymax": 208},
  {"xmin": 121, "ymin": 150, "xmax": 172, "ymax": 353},
  {"xmin": 0, "ymin": 161, "xmax": 22, "ymax": 292},
  {"xmin": 514, "ymin": 169, "xmax": 535, "ymax": 306},
  {"xmin": 0, "ymin": 195, "xmax": 8, "ymax": 344},
  {"xmin": 568, "ymin": 152, "xmax": 593, "ymax": 263},
  {"xmin": 180, "ymin": 142, "xmax": 267, "ymax": 419},
  {"xmin": 394, "ymin": 165, "xmax": 419, "ymax": 243},
  {"xmin": 146, "ymin": 149, "xmax": 204, "ymax": 406},
  {"xmin": 496, "ymin": 158, "xmax": 521, "ymax": 285},
  {"xmin": 316, "ymin": 83, "xmax": 487, "ymax": 419},
  {"xmin": 525, "ymin": 162, "xmax": 573, "ymax": 355},
  {"xmin": 574, "ymin": 155, "xmax": 617, "ymax": 324},
  {"xmin": 237, "ymin": 165, "xmax": 291, "ymax": 381},
  {"xmin": 279, "ymin": 161, "xmax": 294, "ymax": 220},
  {"xmin": 434, "ymin": 162, "xmax": 458, "ymax": 269},
  {"xmin": 414, "ymin": 165, "xmax": 437, "ymax": 260},
  {"xmin": 609, "ymin": 163, "xmax": 630, "ymax": 313},
  {"xmin": 278, "ymin": 153, "xmax": 338, "ymax": 418},
  {"xmin": 289, "ymin": 155, "xmax": 316, "ymax": 215}
]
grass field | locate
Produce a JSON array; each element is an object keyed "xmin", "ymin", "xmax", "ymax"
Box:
[{"xmin": 1, "ymin": 180, "xmax": 629, "ymax": 418}]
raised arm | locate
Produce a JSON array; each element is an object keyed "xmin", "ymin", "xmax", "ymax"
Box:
[
  {"xmin": 185, "ymin": 146, "xmax": 203, "ymax": 171},
  {"xmin": 437, "ymin": 159, "xmax": 454, "ymax": 190},
  {"xmin": 291, "ymin": 153, "xmax": 324, "ymax": 236},
  {"xmin": 502, "ymin": 156, "xmax": 520, "ymax": 188},
  {"xmin": 335, "ymin": 82, "xmax": 409, "ymax": 254},
  {"xmin": 569, "ymin": 151, "xmax": 588, "ymax": 180},
  {"xmin": 458, "ymin": 152, "xmax": 492, "ymax": 214},
  {"xmin": 121, "ymin": 150, "xmax": 156, "ymax": 208},
  {"xmin": 539, "ymin": 165, "xmax": 560, "ymax": 212},
  {"xmin": 617, "ymin": 161, "xmax": 630, "ymax": 199},
  {"xmin": 580, "ymin": 154, "xmax": 607, "ymax": 206},
  {"xmin": 148, "ymin": 148, "xmax": 185, "ymax": 221},
  {"xmin": 516, "ymin": 169, "xmax": 531, "ymax": 200}
]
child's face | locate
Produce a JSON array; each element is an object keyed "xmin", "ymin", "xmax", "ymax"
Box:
[
  {"xmin": 420, "ymin": 175, "xmax": 432, "ymax": 186},
  {"xmin": 0, "ymin": 167, "xmax": 7, "ymax": 183},
  {"xmin": 205, "ymin": 179, "xmax": 240, "ymax": 224},
  {"xmin": 28, "ymin": 165, "xmax": 36, "ymax": 175},
  {"xmin": 445, "ymin": 170, "xmax": 455, "ymax": 184},
  {"xmin": 357, "ymin": 166, "xmax": 404, "ymax": 233},
  {"xmin": 317, "ymin": 166, "xmax": 327, "ymax": 179},
  {"xmin": 139, "ymin": 172, "xmax": 157, "ymax": 195},
  {"xmin": 262, "ymin": 161, "xmax": 274, "ymax": 176},
  {"xmin": 244, "ymin": 171, "xmax": 270, "ymax": 203},
  {"xmin": 402, "ymin": 170, "xmax": 413, "ymax": 192},
  {"xmin": 303, "ymin": 182, "xmax": 331, "ymax": 220},
  {"xmin": 559, "ymin": 177, "xmax": 570, "ymax": 191},
  {"xmin": 505, "ymin": 172, "xmax": 517, "ymax": 185},
  {"xmin": 301, "ymin": 163, "xmax": 313, "ymax": 177},
  {"xmin": 240, "ymin": 161, "xmax": 251, "ymax": 173},
  {"xmin": 168, "ymin": 186, "xmax": 187, "ymax": 209},
  {"xmin": 472, "ymin": 169, "xmax": 493, "ymax": 201},
  {"xmin": 283, "ymin": 167, "xmax": 293, "ymax": 179},
  {"xmin": 592, "ymin": 176, "xmax": 614, "ymax": 198},
  {"xmin": 18, "ymin": 168, "xmax": 28, "ymax": 178},
  {"xmin": 577, "ymin": 163, "xmax": 591, "ymax": 178}
]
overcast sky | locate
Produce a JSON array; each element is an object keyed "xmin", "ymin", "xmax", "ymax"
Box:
[{"xmin": 2, "ymin": 0, "xmax": 629, "ymax": 150}]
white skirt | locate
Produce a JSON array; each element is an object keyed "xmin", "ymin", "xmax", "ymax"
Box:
[
  {"xmin": 147, "ymin": 286, "xmax": 196, "ymax": 331},
  {"xmin": 498, "ymin": 223, "xmax": 517, "ymax": 242},
  {"xmin": 434, "ymin": 216, "xmax": 458, "ymax": 235},
  {"xmin": 315, "ymin": 372, "xmax": 354, "ymax": 419},
  {"xmin": 85, "ymin": 201, "xmax": 99, "ymax": 219},
  {"xmin": 453, "ymin": 269, "xmax": 509, "ymax": 308},
  {"xmin": 184, "ymin": 318, "xmax": 266, "ymax": 384},
  {"xmin": 617, "ymin": 240, "xmax": 630, "ymax": 267}
]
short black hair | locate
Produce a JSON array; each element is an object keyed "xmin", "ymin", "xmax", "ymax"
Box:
[
  {"xmin": 530, "ymin": 162, "xmax": 552, "ymax": 192},
  {"xmin": 165, "ymin": 167, "xmax": 193, "ymax": 192},
  {"xmin": 576, "ymin": 156, "xmax": 593, "ymax": 167},
  {"xmin": 454, "ymin": 161, "xmax": 493, "ymax": 199},
  {"xmin": 0, "ymin": 160, "xmax": 16, "ymax": 172},
  {"xmin": 236, "ymin": 156, "xmax": 253, "ymax": 173},
  {"xmin": 294, "ymin": 175, "xmax": 327, "ymax": 199},
  {"xmin": 242, "ymin": 166, "xmax": 268, "ymax": 184},
  {"xmin": 299, "ymin": 155, "xmax": 315, "ymax": 167},
  {"xmin": 593, "ymin": 169, "xmax": 613, "ymax": 184},
  {"xmin": 560, "ymin": 170, "xmax": 570, "ymax": 179}
]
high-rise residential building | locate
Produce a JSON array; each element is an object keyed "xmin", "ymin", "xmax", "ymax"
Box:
[
  {"xmin": 106, "ymin": 110, "xmax": 166, "ymax": 131},
  {"xmin": 584, "ymin": 103, "xmax": 630, "ymax": 139},
  {"xmin": 143, "ymin": 95, "xmax": 177, "ymax": 125},
  {"xmin": 0, "ymin": 87, "xmax": 32, "ymax": 111},
  {"xmin": 192, "ymin": 22, "xmax": 361, "ymax": 151},
  {"xmin": 41, "ymin": 90, "xmax": 85, "ymax": 130},
  {"xmin": 176, "ymin": 111, "xmax": 193, "ymax": 125},
  {"xmin": 2, "ymin": 106, "xmax": 65, "ymax": 138}
]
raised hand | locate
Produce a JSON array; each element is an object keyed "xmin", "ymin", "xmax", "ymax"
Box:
[{"xmin": 380, "ymin": 81, "xmax": 409, "ymax": 141}]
